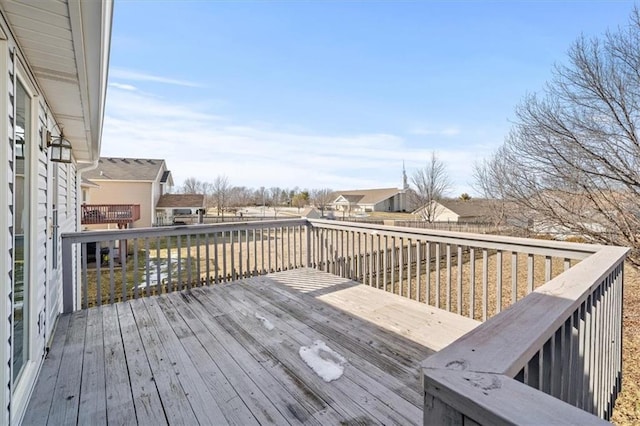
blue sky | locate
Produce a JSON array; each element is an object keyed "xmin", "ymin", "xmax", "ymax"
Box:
[{"xmin": 103, "ymin": 0, "xmax": 636, "ymax": 195}]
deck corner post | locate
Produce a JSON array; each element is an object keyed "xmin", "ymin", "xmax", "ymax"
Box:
[{"xmin": 62, "ymin": 236, "xmax": 75, "ymax": 313}]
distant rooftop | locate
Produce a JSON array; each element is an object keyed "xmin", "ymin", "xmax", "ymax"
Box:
[{"xmin": 83, "ymin": 157, "xmax": 170, "ymax": 182}]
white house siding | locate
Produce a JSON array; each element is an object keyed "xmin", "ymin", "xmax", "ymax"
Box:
[
  {"xmin": 1, "ymin": 39, "xmax": 14, "ymax": 426},
  {"xmin": 0, "ymin": 26, "xmax": 80, "ymax": 424},
  {"xmin": 433, "ymin": 206, "xmax": 459, "ymax": 222}
]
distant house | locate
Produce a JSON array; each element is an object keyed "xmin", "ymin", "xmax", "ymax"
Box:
[
  {"xmin": 414, "ymin": 199, "xmax": 494, "ymax": 222},
  {"xmin": 82, "ymin": 157, "xmax": 174, "ymax": 228},
  {"xmin": 301, "ymin": 206, "xmax": 322, "ymax": 219},
  {"xmin": 332, "ymin": 188, "xmax": 407, "ymax": 214},
  {"xmin": 156, "ymin": 193, "xmax": 206, "ymax": 225}
]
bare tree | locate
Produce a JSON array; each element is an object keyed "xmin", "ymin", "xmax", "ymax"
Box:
[
  {"xmin": 478, "ymin": 9, "xmax": 640, "ymax": 264},
  {"xmin": 411, "ymin": 152, "xmax": 452, "ymax": 222},
  {"xmin": 269, "ymin": 187, "xmax": 283, "ymax": 217},
  {"xmin": 212, "ymin": 175, "xmax": 231, "ymax": 218},
  {"xmin": 472, "ymin": 147, "xmax": 519, "ymax": 230},
  {"xmin": 310, "ymin": 188, "xmax": 334, "ymax": 217}
]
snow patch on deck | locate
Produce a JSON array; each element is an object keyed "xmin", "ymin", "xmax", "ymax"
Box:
[
  {"xmin": 299, "ymin": 340, "xmax": 346, "ymax": 382},
  {"xmin": 255, "ymin": 313, "xmax": 275, "ymax": 330}
]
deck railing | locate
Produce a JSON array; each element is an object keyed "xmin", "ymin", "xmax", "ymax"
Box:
[
  {"xmin": 60, "ymin": 218, "xmax": 627, "ymax": 424},
  {"xmin": 81, "ymin": 203, "xmax": 141, "ymax": 225}
]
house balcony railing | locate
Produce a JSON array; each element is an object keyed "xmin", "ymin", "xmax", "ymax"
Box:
[
  {"xmin": 81, "ymin": 203, "xmax": 141, "ymax": 225},
  {"xmin": 60, "ymin": 218, "xmax": 627, "ymax": 424}
]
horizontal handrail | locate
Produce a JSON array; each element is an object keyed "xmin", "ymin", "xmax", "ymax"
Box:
[
  {"xmin": 421, "ymin": 245, "xmax": 628, "ymax": 423},
  {"xmin": 308, "ymin": 219, "xmax": 599, "ymax": 260}
]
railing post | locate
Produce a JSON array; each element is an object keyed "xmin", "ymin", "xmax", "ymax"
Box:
[
  {"xmin": 62, "ymin": 236, "xmax": 75, "ymax": 313},
  {"xmin": 306, "ymin": 221, "xmax": 312, "ymax": 267}
]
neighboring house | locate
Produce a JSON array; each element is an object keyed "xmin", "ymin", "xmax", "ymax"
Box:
[
  {"xmin": 414, "ymin": 199, "xmax": 494, "ymax": 222},
  {"xmin": 301, "ymin": 206, "xmax": 322, "ymax": 219},
  {"xmin": 332, "ymin": 188, "xmax": 407, "ymax": 214},
  {"xmin": 82, "ymin": 157, "xmax": 174, "ymax": 228},
  {"xmin": 156, "ymin": 193, "xmax": 206, "ymax": 225},
  {"xmin": 0, "ymin": 1, "xmax": 112, "ymax": 424}
]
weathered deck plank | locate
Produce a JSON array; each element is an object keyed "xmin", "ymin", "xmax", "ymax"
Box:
[
  {"xmin": 208, "ymin": 284, "xmax": 422, "ymax": 424},
  {"xmin": 77, "ymin": 308, "xmax": 107, "ymax": 425},
  {"xmin": 116, "ymin": 302, "xmax": 165, "ymax": 425},
  {"xmin": 22, "ymin": 314, "xmax": 71, "ymax": 425},
  {"xmin": 46, "ymin": 310, "xmax": 87, "ymax": 425},
  {"xmin": 25, "ymin": 268, "xmax": 480, "ymax": 425}
]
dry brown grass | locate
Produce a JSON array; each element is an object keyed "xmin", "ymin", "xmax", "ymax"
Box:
[{"xmin": 611, "ymin": 263, "xmax": 640, "ymax": 425}]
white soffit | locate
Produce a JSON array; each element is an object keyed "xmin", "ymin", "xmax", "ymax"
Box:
[{"xmin": 0, "ymin": 0, "xmax": 112, "ymax": 163}]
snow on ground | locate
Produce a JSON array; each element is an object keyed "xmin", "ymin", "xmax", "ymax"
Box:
[
  {"xmin": 255, "ymin": 312, "xmax": 275, "ymax": 331},
  {"xmin": 299, "ymin": 340, "xmax": 347, "ymax": 382}
]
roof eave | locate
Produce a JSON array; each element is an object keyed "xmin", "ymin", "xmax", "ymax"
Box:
[{"xmin": 67, "ymin": 0, "xmax": 113, "ymax": 163}]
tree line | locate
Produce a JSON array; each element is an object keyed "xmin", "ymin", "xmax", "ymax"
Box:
[{"xmin": 179, "ymin": 176, "xmax": 334, "ymax": 217}]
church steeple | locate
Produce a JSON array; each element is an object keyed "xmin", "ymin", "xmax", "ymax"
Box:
[{"xmin": 402, "ymin": 161, "xmax": 409, "ymax": 190}]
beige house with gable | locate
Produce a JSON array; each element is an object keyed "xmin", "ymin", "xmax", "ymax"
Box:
[
  {"xmin": 82, "ymin": 157, "xmax": 174, "ymax": 228},
  {"xmin": 332, "ymin": 188, "xmax": 408, "ymax": 214}
]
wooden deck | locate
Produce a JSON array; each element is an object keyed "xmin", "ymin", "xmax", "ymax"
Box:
[{"xmin": 23, "ymin": 268, "xmax": 480, "ymax": 425}]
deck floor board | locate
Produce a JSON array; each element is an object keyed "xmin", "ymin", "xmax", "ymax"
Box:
[{"xmin": 25, "ymin": 268, "xmax": 479, "ymax": 425}]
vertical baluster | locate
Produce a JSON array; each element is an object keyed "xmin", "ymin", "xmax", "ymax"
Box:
[
  {"xmin": 271, "ymin": 228, "xmax": 277, "ymax": 274},
  {"xmin": 564, "ymin": 258, "xmax": 571, "ymax": 271},
  {"xmin": 196, "ymin": 234, "xmax": 202, "ymax": 285},
  {"xmin": 416, "ymin": 240, "xmax": 422, "ymax": 302},
  {"xmin": 446, "ymin": 244, "xmax": 451, "ymax": 311},
  {"xmin": 82, "ymin": 243, "xmax": 88, "ymax": 308},
  {"xmin": 457, "ymin": 245, "xmax": 463, "ymax": 314},
  {"xmin": 95, "ymin": 243, "xmax": 102, "ymax": 304},
  {"xmin": 469, "ymin": 247, "xmax": 475, "ymax": 319},
  {"xmin": 569, "ymin": 310, "xmax": 580, "ymax": 406},
  {"xmin": 167, "ymin": 236, "xmax": 172, "ymax": 291},
  {"xmin": 259, "ymin": 228, "xmax": 264, "ymax": 274},
  {"xmin": 527, "ymin": 253, "xmax": 534, "ymax": 294},
  {"xmin": 340, "ymin": 229, "xmax": 345, "ymax": 277},
  {"xmin": 186, "ymin": 235, "xmax": 192, "ymax": 290},
  {"xmin": 369, "ymin": 233, "xmax": 374, "ymax": 288},
  {"xmin": 246, "ymin": 227, "xmax": 251, "ymax": 276},
  {"xmin": 108, "ymin": 240, "xmax": 115, "ymax": 304},
  {"xmin": 222, "ymin": 231, "xmax": 227, "ymax": 281},
  {"xmin": 235, "ymin": 230, "xmax": 242, "ymax": 281},
  {"xmin": 287, "ymin": 226, "xmax": 291, "ymax": 270},
  {"xmin": 345, "ymin": 230, "xmax": 350, "ymax": 279},
  {"xmin": 552, "ymin": 327, "xmax": 562, "ymax": 399},
  {"xmin": 435, "ymin": 243, "xmax": 441, "ymax": 308},
  {"xmin": 407, "ymin": 239, "xmax": 412, "ymax": 299},
  {"xmin": 482, "ymin": 248, "xmax": 488, "ymax": 321},
  {"xmin": 542, "ymin": 338, "xmax": 552, "ymax": 395},
  {"xmin": 545, "ymin": 255, "xmax": 552, "ymax": 283},
  {"xmin": 133, "ymin": 239, "xmax": 139, "ymax": 299},
  {"xmin": 496, "ymin": 250, "xmax": 502, "ymax": 314},
  {"xmin": 425, "ymin": 241, "xmax": 431, "ymax": 305},
  {"xmin": 253, "ymin": 229, "xmax": 258, "ymax": 276},
  {"xmin": 383, "ymin": 235, "xmax": 388, "ymax": 290},
  {"xmin": 121, "ymin": 239, "xmax": 127, "ymax": 302},
  {"xmin": 293, "ymin": 226, "xmax": 297, "ymax": 270},
  {"xmin": 578, "ymin": 300, "xmax": 588, "ymax": 409},
  {"xmin": 214, "ymin": 232, "xmax": 219, "ymax": 284},
  {"xmin": 376, "ymin": 234, "xmax": 381, "ymax": 289},
  {"xmin": 177, "ymin": 235, "xmax": 182, "ymax": 289},
  {"xmin": 144, "ymin": 239, "xmax": 150, "ymax": 298},
  {"xmin": 398, "ymin": 237, "xmax": 404, "ymax": 296},
  {"xmin": 512, "ymin": 252, "xmax": 518, "ymax": 303},
  {"xmin": 205, "ymin": 233, "xmax": 210, "ymax": 284},
  {"xmin": 390, "ymin": 236, "xmax": 396, "ymax": 292}
]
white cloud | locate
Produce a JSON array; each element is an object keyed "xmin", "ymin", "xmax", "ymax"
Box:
[
  {"xmin": 101, "ymin": 86, "xmax": 485, "ymax": 193},
  {"xmin": 109, "ymin": 82, "xmax": 137, "ymax": 91},
  {"xmin": 409, "ymin": 126, "xmax": 461, "ymax": 136},
  {"xmin": 109, "ymin": 68, "xmax": 203, "ymax": 88}
]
